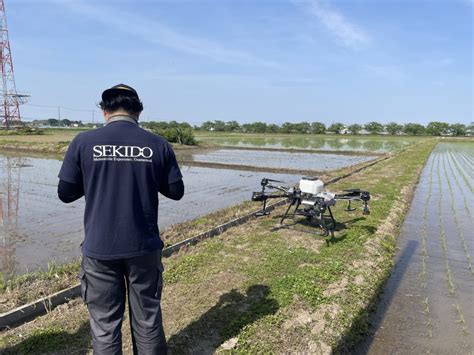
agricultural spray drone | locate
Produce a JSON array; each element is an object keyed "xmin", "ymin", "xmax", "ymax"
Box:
[{"xmin": 252, "ymin": 177, "xmax": 370, "ymax": 238}]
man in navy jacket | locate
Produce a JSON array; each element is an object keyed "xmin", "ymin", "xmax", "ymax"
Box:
[{"xmin": 58, "ymin": 84, "xmax": 184, "ymax": 354}]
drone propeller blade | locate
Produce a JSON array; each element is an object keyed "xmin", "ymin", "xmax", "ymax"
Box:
[
  {"xmin": 265, "ymin": 178, "xmax": 285, "ymax": 183},
  {"xmin": 343, "ymin": 188, "xmax": 361, "ymax": 193}
]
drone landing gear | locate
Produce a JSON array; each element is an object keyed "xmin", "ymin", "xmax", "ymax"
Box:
[
  {"xmin": 255, "ymin": 199, "xmax": 272, "ymax": 216},
  {"xmin": 345, "ymin": 200, "xmax": 356, "ymax": 212},
  {"xmin": 278, "ymin": 201, "xmax": 336, "ymax": 242},
  {"xmin": 280, "ymin": 199, "xmax": 300, "ymax": 224}
]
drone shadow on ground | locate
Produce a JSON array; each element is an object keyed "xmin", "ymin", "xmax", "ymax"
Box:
[{"xmin": 269, "ymin": 214, "xmax": 374, "ymax": 245}]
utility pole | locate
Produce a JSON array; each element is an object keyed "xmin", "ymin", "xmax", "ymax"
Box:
[{"xmin": 0, "ymin": 0, "xmax": 28, "ymax": 128}]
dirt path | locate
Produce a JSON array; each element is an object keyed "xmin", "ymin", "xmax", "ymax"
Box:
[{"xmin": 356, "ymin": 142, "xmax": 473, "ymax": 354}]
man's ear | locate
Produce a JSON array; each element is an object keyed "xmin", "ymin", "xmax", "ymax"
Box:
[{"xmin": 103, "ymin": 110, "xmax": 109, "ymax": 121}]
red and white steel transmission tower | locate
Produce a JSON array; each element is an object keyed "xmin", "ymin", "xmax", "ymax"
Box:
[{"xmin": 0, "ymin": 0, "xmax": 28, "ymax": 129}]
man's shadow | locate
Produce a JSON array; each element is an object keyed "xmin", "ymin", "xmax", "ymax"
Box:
[
  {"xmin": 167, "ymin": 284, "xmax": 279, "ymax": 354},
  {"xmin": 2, "ymin": 320, "xmax": 91, "ymax": 354},
  {"xmin": 269, "ymin": 213, "xmax": 374, "ymax": 245}
]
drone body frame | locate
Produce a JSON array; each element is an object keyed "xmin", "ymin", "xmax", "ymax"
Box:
[{"xmin": 252, "ymin": 177, "xmax": 370, "ymax": 239}]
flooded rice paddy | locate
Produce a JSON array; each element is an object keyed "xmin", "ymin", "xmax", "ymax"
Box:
[
  {"xmin": 0, "ymin": 154, "xmax": 300, "ymax": 275},
  {"xmin": 196, "ymin": 134, "xmax": 415, "ymax": 153},
  {"xmin": 357, "ymin": 142, "xmax": 473, "ymax": 354},
  {"xmin": 178, "ymin": 149, "xmax": 376, "ymax": 171}
]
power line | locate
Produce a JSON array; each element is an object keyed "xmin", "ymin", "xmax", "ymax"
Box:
[
  {"xmin": 24, "ymin": 103, "xmax": 57, "ymax": 109},
  {"xmin": 24, "ymin": 103, "xmax": 101, "ymax": 123},
  {"xmin": 25, "ymin": 103, "xmax": 100, "ymax": 113}
]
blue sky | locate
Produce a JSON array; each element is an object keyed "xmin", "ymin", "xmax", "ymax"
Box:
[{"xmin": 9, "ymin": 0, "xmax": 473, "ymax": 125}]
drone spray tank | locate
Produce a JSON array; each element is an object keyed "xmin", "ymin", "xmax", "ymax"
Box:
[{"xmin": 299, "ymin": 177, "xmax": 324, "ymax": 195}]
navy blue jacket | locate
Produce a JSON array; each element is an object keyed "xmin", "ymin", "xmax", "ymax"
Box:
[{"xmin": 58, "ymin": 116, "xmax": 183, "ymax": 260}]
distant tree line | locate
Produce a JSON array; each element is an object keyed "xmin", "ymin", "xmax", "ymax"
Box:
[
  {"xmin": 195, "ymin": 120, "xmax": 473, "ymax": 136},
  {"xmin": 29, "ymin": 118, "xmax": 85, "ymax": 127}
]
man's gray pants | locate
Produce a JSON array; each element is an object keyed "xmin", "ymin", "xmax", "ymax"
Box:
[{"xmin": 80, "ymin": 250, "xmax": 166, "ymax": 355}]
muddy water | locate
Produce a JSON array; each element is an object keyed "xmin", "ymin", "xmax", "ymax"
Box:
[
  {"xmin": 178, "ymin": 149, "xmax": 376, "ymax": 171},
  {"xmin": 356, "ymin": 143, "xmax": 473, "ymax": 353},
  {"xmin": 0, "ymin": 154, "xmax": 298, "ymax": 275}
]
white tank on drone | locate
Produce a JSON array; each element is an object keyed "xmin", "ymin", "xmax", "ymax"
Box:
[{"xmin": 299, "ymin": 177, "xmax": 324, "ymax": 195}]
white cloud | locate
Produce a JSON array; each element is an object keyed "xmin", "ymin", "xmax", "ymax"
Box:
[
  {"xmin": 52, "ymin": 0, "xmax": 280, "ymax": 69},
  {"xmin": 295, "ymin": 0, "xmax": 371, "ymax": 49}
]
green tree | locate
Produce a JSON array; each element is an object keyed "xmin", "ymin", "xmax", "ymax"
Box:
[
  {"xmin": 47, "ymin": 118, "xmax": 59, "ymax": 126},
  {"xmin": 200, "ymin": 121, "xmax": 214, "ymax": 131},
  {"xmin": 467, "ymin": 122, "xmax": 474, "ymax": 136},
  {"xmin": 148, "ymin": 121, "xmax": 197, "ymax": 145},
  {"xmin": 241, "ymin": 122, "xmax": 267, "ymax": 133},
  {"xmin": 311, "ymin": 122, "xmax": 326, "ymax": 134},
  {"xmin": 213, "ymin": 120, "xmax": 226, "ymax": 132},
  {"xmin": 60, "ymin": 119, "xmax": 72, "ymax": 127},
  {"xmin": 347, "ymin": 124, "xmax": 362, "ymax": 135},
  {"xmin": 426, "ymin": 121, "xmax": 450, "ymax": 136},
  {"xmin": 449, "ymin": 123, "xmax": 467, "ymax": 136},
  {"xmin": 267, "ymin": 124, "xmax": 280, "ymax": 133},
  {"xmin": 385, "ymin": 122, "xmax": 403, "ymax": 135},
  {"xmin": 225, "ymin": 121, "xmax": 240, "ymax": 132},
  {"xmin": 281, "ymin": 122, "xmax": 295, "ymax": 134},
  {"xmin": 295, "ymin": 122, "xmax": 311, "ymax": 134},
  {"xmin": 327, "ymin": 122, "xmax": 345, "ymax": 134},
  {"xmin": 252, "ymin": 121, "xmax": 267, "ymax": 133},
  {"xmin": 364, "ymin": 121, "xmax": 384, "ymax": 135},
  {"xmin": 403, "ymin": 123, "xmax": 426, "ymax": 136}
]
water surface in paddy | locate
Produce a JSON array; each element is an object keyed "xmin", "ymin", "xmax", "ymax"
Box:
[
  {"xmin": 356, "ymin": 142, "xmax": 473, "ymax": 354},
  {"xmin": 0, "ymin": 154, "xmax": 298, "ymax": 275},
  {"xmin": 196, "ymin": 135, "xmax": 415, "ymax": 152},
  {"xmin": 178, "ymin": 149, "xmax": 376, "ymax": 171}
]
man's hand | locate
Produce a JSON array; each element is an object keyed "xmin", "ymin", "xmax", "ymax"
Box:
[
  {"xmin": 58, "ymin": 179, "xmax": 85, "ymax": 203},
  {"xmin": 159, "ymin": 179, "xmax": 184, "ymax": 200}
]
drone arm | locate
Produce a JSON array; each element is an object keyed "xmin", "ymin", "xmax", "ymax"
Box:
[
  {"xmin": 266, "ymin": 183, "xmax": 291, "ymax": 192},
  {"xmin": 251, "ymin": 192, "xmax": 289, "ymax": 202},
  {"xmin": 334, "ymin": 191, "xmax": 371, "ymax": 215}
]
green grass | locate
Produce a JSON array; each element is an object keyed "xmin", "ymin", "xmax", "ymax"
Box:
[{"xmin": 0, "ymin": 261, "xmax": 81, "ymax": 313}]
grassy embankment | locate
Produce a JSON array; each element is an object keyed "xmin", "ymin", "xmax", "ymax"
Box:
[
  {"xmin": 0, "ymin": 129, "xmax": 82, "ymax": 154},
  {"xmin": 0, "ymin": 139, "xmax": 436, "ymax": 353}
]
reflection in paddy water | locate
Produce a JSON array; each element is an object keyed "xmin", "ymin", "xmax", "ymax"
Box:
[
  {"xmin": 179, "ymin": 149, "xmax": 376, "ymax": 171},
  {"xmin": 196, "ymin": 135, "xmax": 414, "ymax": 152}
]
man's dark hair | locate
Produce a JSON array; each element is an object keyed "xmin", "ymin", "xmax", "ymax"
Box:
[{"xmin": 99, "ymin": 94, "xmax": 144, "ymax": 115}]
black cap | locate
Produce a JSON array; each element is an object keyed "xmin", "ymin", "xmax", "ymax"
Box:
[{"xmin": 101, "ymin": 84, "xmax": 139, "ymax": 101}]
